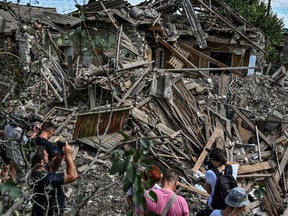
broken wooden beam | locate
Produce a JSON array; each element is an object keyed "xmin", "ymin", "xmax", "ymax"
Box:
[
  {"xmin": 273, "ymin": 146, "xmax": 288, "ymax": 182},
  {"xmin": 177, "ymin": 182, "xmax": 209, "ymax": 198},
  {"xmin": 192, "ymin": 128, "xmax": 223, "ymax": 171},
  {"xmin": 158, "ymin": 38, "xmax": 207, "ymax": 77},
  {"xmin": 231, "ymin": 106, "xmax": 272, "ymax": 146},
  {"xmin": 116, "ymin": 69, "xmax": 148, "ymax": 107},
  {"xmin": 238, "ymin": 161, "xmax": 273, "ymax": 174},
  {"xmin": 237, "ymin": 173, "xmax": 272, "ymax": 178},
  {"xmin": 178, "ymin": 41, "xmax": 244, "ymax": 76},
  {"xmin": 159, "ymin": 66, "xmax": 257, "ymax": 73}
]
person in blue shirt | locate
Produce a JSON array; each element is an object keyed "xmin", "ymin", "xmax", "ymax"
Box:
[{"xmin": 31, "ymin": 143, "xmax": 78, "ymax": 216}]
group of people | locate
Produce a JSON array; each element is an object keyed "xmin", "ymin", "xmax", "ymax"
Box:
[
  {"xmin": 128, "ymin": 148, "xmax": 250, "ymax": 216},
  {"xmin": 0, "ymin": 111, "xmax": 78, "ymax": 216},
  {"xmin": 0, "ymin": 109, "xmax": 251, "ymax": 216}
]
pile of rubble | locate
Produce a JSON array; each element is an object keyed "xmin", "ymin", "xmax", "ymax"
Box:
[{"xmin": 0, "ymin": 0, "xmax": 288, "ymax": 215}]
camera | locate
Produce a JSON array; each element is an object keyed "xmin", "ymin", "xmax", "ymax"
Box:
[
  {"xmin": 54, "ymin": 140, "xmax": 66, "ymax": 155},
  {"xmin": 54, "ymin": 140, "xmax": 77, "ymax": 155}
]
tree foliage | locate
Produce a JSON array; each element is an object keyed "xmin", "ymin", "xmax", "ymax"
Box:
[
  {"xmin": 109, "ymin": 137, "xmax": 156, "ymax": 215},
  {"xmin": 223, "ymin": 0, "xmax": 284, "ymax": 63}
]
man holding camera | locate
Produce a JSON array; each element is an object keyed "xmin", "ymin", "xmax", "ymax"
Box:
[
  {"xmin": 32, "ymin": 121, "xmax": 62, "ymax": 172},
  {"xmin": 31, "ymin": 143, "xmax": 78, "ymax": 215}
]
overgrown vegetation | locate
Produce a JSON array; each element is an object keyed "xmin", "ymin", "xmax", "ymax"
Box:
[{"xmin": 223, "ymin": 0, "xmax": 285, "ymax": 64}]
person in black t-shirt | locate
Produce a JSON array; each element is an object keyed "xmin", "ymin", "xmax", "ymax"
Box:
[
  {"xmin": 31, "ymin": 144, "xmax": 78, "ymax": 216},
  {"xmin": 32, "ymin": 121, "xmax": 62, "ymax": 172}
]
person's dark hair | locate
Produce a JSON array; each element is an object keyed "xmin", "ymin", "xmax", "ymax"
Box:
[
  {"xmin": 31, "ymin": 146, "xmax": 46, "ymax": 168},
  {"xmin": 41, "ymin": 121, "xmax": 56, "ymax": 132},
  {"xmin": 209, "ymin": 148, "xmax": 227, "ymax": 164},
  {"xmin": 162, "ymin": 169, "xmax": 179, "ymax": 183}
]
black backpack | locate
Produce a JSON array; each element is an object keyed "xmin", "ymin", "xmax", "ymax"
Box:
[{"xmin": 211, "ymin": 165, "xmax": 237, "ymax": 210}]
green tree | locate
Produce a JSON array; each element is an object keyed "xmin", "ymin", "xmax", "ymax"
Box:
[{"xmin": 223, "ymin": 0, "xmax": 284, "ymax": 63}]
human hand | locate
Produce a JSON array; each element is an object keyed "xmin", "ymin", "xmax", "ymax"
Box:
[
  {"xmin": 32, "ymin": 124, "xmax": 41, "ymax": 133},
  {"xmin": 63, "ymin": 142, "xmax": 73, "ymax": 156}
]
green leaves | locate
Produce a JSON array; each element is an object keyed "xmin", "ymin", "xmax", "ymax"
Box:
[
  {"xmin": 0, "ymin": 181, "xmax": 22, "ymax": 201},
  {"xmin": 223, "ymin": 0, "xmax": 284, "ymax": 64},
  {"xmin": 252, "ymin": 183, "xmax": 267, "ymax": 200},
  {"xmin": 118, "ymin": 130, "xmax": 131, "ymax": 141},
  {"xmin": 110, "ymin": 159, "xmax": 125, "ymax": 175},
  {"xmin": 109, "ymin": 137, "xmax": 157, "ymax": 213},
  {"xmin": 127, "ymin": 165, "xmax": 137, "ymax": 183},
  {"xmin": 148, "ymin": 190, "xmax": 158, "ymax": 203}
]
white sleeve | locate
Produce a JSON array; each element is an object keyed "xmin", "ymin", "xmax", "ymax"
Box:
[{"xmin": 231, "ymin": 164, "xmax": 239, "ymax": 180}]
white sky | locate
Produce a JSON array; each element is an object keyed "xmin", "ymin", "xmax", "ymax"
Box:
[{"xmin": 270, "ymin": 0, "xmax": 288, "ymax": 27}]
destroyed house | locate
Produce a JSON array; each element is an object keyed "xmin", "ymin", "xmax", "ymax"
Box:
[
  {"xmin": 70, "ymin": 0, "xmax": 267, "ymax": 77},
  {"xmin": 0, "ymin": 2, "xmax": 81, "ymax": 67}
]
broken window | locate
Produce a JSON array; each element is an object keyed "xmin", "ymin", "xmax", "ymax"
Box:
[{"xmin": 210, "ymin": 52, "xmax": 232, "ymax": 73}]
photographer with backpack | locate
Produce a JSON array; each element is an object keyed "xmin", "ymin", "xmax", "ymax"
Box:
[{"xmin": 205, "ymin": 148, "xmax": 239, "ymax": 212}]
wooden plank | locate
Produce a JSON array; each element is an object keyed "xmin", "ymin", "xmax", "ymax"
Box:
[
  {"xmin": 273, "ymin": 146, "xmax": 288, "ymax": 182},
  {"xmin": 88, "ymin": 136, "xmax": 108, "ymax": 149},
  {"xmin": 84, "ymin": 115, "xmax": 93, "ymax": 137},
  {"xmin": 89, "ymin": 115, "xmax": 98, "ymax": 136},
  {"xmin": 77, "ymin": 137, "xmax": 107, "ymax": 152},
  {"xmin": 132, "ymin": 108, "xmax": 182, "ymax": 142},
  {"xmin": 136, "ymin": 96, "xmax": 153, "ymax": 108},
  {"xmin": 116, "ymin": 69, "xmax": 148, "ymax": 106},
  {"xmin": 237, "ymin": 174, "xmax": 272, "ymax": 178},
  {"xmin": 192, "ymin": 128, "xmax": 222, "ymax": 171},
  {"xmin": 73, "ymin": 116, "xmax": 83, "ymax": 139},
  {"xmin": 158, "ymin": 38, "xmax": 207, "ymax": 77},
  {"xmin": 72, "ymin": 146, "xmax": 79, "ymax": 160},
  {"xmin": 238, "ymin": 162, "xmax": 273, "ymax": 174},
  {"xmin": 112, "ymin": 9, "xmax": 137, "ymax": 26},
  {"xmin": 177, "ymin": 182, "xmax": 209, "ymax": 198}
]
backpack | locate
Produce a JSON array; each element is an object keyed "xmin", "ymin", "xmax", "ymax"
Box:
[{"xmin": 211, "ymin": 165, "xmax": 237, "ymax": 210}]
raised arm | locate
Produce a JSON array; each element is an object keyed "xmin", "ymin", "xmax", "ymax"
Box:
[{"xmin": 63, "ymin": 143, "xmax": 78, "ymax": 184}]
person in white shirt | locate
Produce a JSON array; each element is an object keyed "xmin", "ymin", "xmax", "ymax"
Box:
[
  {"xmin": 204, "ymin": 148, "xmax": 240, "ymax": 210},
  {"xmin": 210, "ymin": 187, "xmax": 250, "ymax": 216}
]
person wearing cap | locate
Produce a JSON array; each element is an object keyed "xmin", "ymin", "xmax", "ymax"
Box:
[
  {"xmin": 127, "ymin": 165, "xmax": 162, "ymax": 209},
  {"xmin": 210, "ymin": 187, "xmax": 250, "ymax": 216},
  {"xmin": 204, "ymin": 148, "xmax": 240, "ymax": 210}
]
